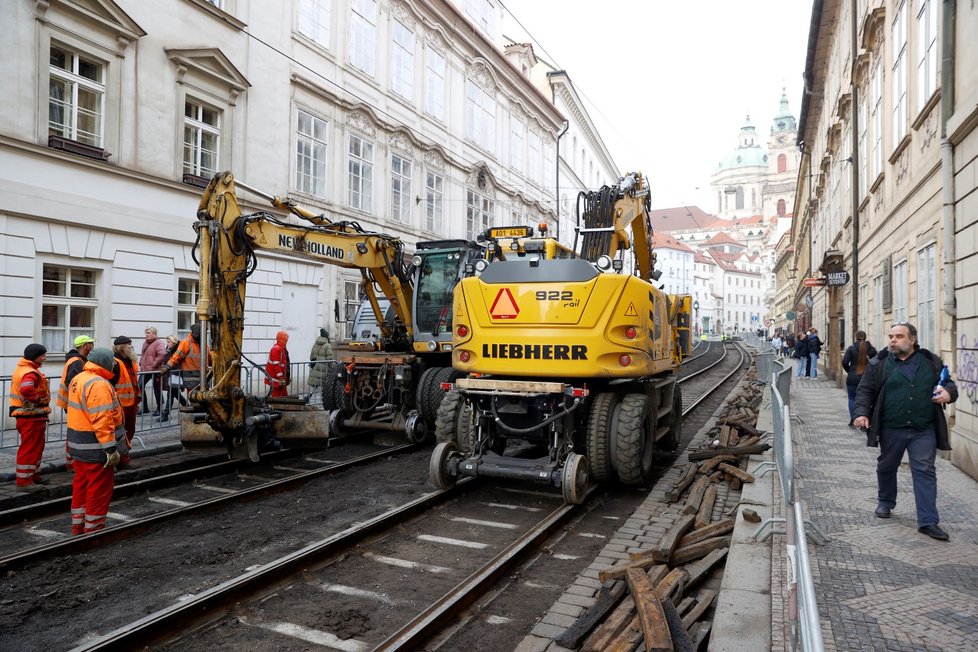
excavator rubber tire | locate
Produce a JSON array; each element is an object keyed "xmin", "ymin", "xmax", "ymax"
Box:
[
  {"xmin": 417, "ymin": 366, "xmax": 459, "ymax": 427},
  {"xmin": 321, "ymin": 363, "xmax": 344, "ymax": 411},
  {"xmin": 586, "ymin": 392, "xmax": 618, "ymax": 483},
  {"xmin": 433, "ymin": 389, "xmax": 475, "ymax": 453},
  {"xmin": 614, "ymin": 393, "xmax": 655, "ymax": 486}
]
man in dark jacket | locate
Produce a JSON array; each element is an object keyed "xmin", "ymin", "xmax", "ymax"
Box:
[
  {"xmin": 806, "ymin": 328, "xmax": 823, "ymax": 378},
  {"xmin": 853, "ymin": 322, "xmax": 957, "ymax": 540},
  {"xmin": 794, "ymin": 333, "xmax": 809, "ymax": 378}
]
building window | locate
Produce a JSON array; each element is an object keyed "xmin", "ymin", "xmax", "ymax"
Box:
[
  {"xmin": 343, "ymin": 280, "xmax": 362, "ymax": 340},
  {"xmin": 527, "ymin": 130, "xmax": 540, "ymax": 185},
  {"xmin": 871, "ymin": 60, "xmax": 883, "ymax": 178},
  {"xmin": 917, "ymin": 244, "xmax": 936, "ymax": 349},
  {"xmin": 349, "ymin": 0, "xmax": 377, "ymax": 76},
  {"xmin": 49, "ymin": 44, "xmax": 104, "ymax": 147},
  {"xmin": 777, "ymin": 199, "xmax": 786, "ymax": 217},
  {"xmin": 177, "ymin": 278, "xmax": 200, "ymax": 338},
  {"xmin": 859, "ymin": 283, "xmax": 868, "ymax": 336},
  {"xmin": 892, "ymin": 260, "xmax": 907, "ymax": 322},
  {"xmin": 916, "ymin": 0, "xmax": 939, "ymax": 112},
  {"xmin": 390, "ymin": 154, "xmax": 412, "ymax": 224},
  {"xmin": 298, "ymin": 0, "xmax": 331, "ymax": 47},
  {"xmin": 466, "ymin": 189, "xmax": 493, "ymax": 240},
  {"xmin": 424, "ymin": 46, "xmax": 445, "ymax": 121},
  {"xmin": 891, "ymin": 1, "xmax": 908, "ymax": 145},
  {"xmin": 391, "ymin": 20, "xmax": 414, "ymax": 100},
  {"xmin": 873, "ymin": 275, "xmax": 884, "ymax": 346},
  {"xmin": 735, "ymin": 187, "xmax": 744, "ymax": 210},
  {"xmin": 543, "ymin": 139, "xmax": 555, "ymax": 195},
  {"xmin": 465, "ymin": 0, "xmax": 494, "ymax": 33},
  {"xmin": 858, "ymin": 95, "xmax": 868, "ymax": 199},
  {"xmin": 347, "ymin": 133, "xmax": 373, "ymax": 211},
  {"xmin": 425, "ymin": 171, "xmax": 443, "ymax": 233},
  {"xmin": 296, "ymin": 109, "xmax": 328, "ymax": 197},
  {"xmin": 777, "ymin": 153, "xmax": 787, "ymax": 173},
  {"xmin": 183, "ymin": 98, "xmax": 220, "ymax": 179},
  {"xmin": 41, "ymin": 265, "xmax": 97, "ymax": 353},
  {"xmin": 510, "ymin": 117, "xmax": 524, "ymax": 173},
  {"xmin": 465, "ymin": 79, "xmax": 495, "ymax": 152}
]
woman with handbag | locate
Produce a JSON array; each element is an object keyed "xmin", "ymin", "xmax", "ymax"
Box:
[{"xmin": 842, "ymin": 331, "xmax": 877, "ymax": 427}]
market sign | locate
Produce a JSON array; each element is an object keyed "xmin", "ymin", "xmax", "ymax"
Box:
[
  {"xmin": 786, "ymin": 311, "xmax": 797, "ymax": 320},
  {"xmin": 826, "ymin": 270, "xmax": 851, "ymax": 286},
  {"xmin": 803, "ymin": 277, "xmax": 827, "ymax": 287}
]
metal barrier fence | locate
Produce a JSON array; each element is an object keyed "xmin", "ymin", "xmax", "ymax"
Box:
[
  {"xmin": 751, "ymin": 356, "xmax": 827, "ymax": 652},
  {"xmin": 1, "ymin": 359, "xmax": 332, "ymax": 450}
]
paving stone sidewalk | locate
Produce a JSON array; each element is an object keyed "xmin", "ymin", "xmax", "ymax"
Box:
[{"xmin": 787, "ymin": 377, "xmax": 978, "ymax": 651}]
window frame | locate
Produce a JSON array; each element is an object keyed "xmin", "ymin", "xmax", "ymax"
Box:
[
  {"xmin": 424, "ymin": 170, "xmax": 444, "ymax": 233},
  {"xmin": 183, "ymin": 96, "xmax": 222, "ymax": 180},
  {"xmin": 916, "ymin": 0, "xmax": 939, "ymax": 113},
  {"xmin": 891, "ymin": 1, "xmax": 908, "ymax": 147},
  {"xmin": 41, "ymin": 264, "xmax": 99, "ymax": 355},
  {"xmin": 892, "ymin": 259, "xmax": 908, "ymax": 323},
  {"xmin": 347, "ymin": 132, "xmax": 374, "ymax": 212},
  {"xmin": 48, "ymin": 42, "xmax": 106, "ymax": 149},
  {"xmin": 342, "ymin": 279, "xmax": 363, "ymax": 340},
  {"xmin": 465, "ymin": 78, "xmax": 496, "ymax": 152},
  {"xmin": 510, "ymin": 117, "xmax": 524, "ymax": 173},
  {"xmin": 297, "ymin": 0, "xmax": 331, "ymax": 49},
  {"xmin": 391, "ymin": 19, "xmax": 415, "ymax": 101},
  {"xmin": 466, "ymin": 189, "xmax": 494, "ymax": 240},
  {"xmin": 916, "ymin": 243, "xmax": 937, "ymax": 350},
  {"xmin": 176, "ymin": 277, "xmax": 201, "ymax": 339},
  {"xmin": 295, "ymin": 108, "xmax": 329, "ymax": 198},
  {"xmin": 527, "ymin": 129, "xmax": 541, "ymax": 185},
  {"xmin": 349, "ymin": 0, "xmax": 377, "ymax": 77},
  {"xmin": 390, "ymin": 153, "xmax": 412, "ymax": 224},
  {"xmin": 424, "ymin": 45, "xmax": 446, "ymax": 121}
]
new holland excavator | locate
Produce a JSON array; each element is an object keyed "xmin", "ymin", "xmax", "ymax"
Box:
[
  {"xmin": 429, "ymin": 172, "xmax": 692, "ymax": 503},
  {"xmin": 185, "ymin": 171, "xmax": 491, "ymax": 460}
]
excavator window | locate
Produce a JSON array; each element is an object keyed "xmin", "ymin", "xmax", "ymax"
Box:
[{"xmin": 415, "ymin": 250, "xmax": 463, "ymax": 335}]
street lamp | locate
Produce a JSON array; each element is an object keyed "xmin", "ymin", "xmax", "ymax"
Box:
[{"xmin": 693, "ymin": 299, "xmax": 700, "ymax": 336}]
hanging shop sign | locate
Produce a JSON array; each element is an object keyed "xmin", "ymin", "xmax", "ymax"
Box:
[
  {"xmin": 803, "ymin": 277, "xmax": 827, "ymax": 287},
  {"xmin": 826, "ymin": 270, "xmax": 851, "ymax": 286}
]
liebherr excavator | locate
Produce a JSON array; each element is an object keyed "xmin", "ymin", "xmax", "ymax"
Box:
[
  {"xmin": 187, "ymin": 172, "xmax": 486, "ymax": 459},
  {"xmin": 429, "ymin": 172, "xmax": 692, "ymax": 503}
]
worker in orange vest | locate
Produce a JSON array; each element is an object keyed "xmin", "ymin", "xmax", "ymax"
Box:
[
  {"xmin": 160, "ymin": 323, "xmax": 202, "ymax": 391},
  {"xmin": 57, "ymin": 335, "xmax": 95, "ymax": 472},
  {"xmin": 266, "ymin": 330, "xmax": 291, "ymax": 398},
  {"xmin": 111, "ymin": 336, "xmax": 141, "ymax": 468},
  {"xmin": 67, "ymin": 347, "xmax": 127, "ymax": 535},
  {"xmin": 11, "ymin": 344, "xmax": 52, "ymax": 491}
]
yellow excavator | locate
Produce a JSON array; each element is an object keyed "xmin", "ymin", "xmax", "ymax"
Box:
[
  {"xmin": 187, "ymin": 171, "xmax": 492, "ymax": 459},
  {"xmin": 429, "ymin": 172, "xmax": 691, "ymax": 503}
]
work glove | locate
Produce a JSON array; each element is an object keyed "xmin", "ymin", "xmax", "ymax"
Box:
[
  {"xmin": 159, "ymin": 364, "xmax": 172, "ymax": 374},
  {"xmin": 104, "ymin": 447, "xmax": 121, "ymax": 469}
]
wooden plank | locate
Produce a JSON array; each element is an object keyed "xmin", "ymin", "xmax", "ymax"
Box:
[
  {"xmin": 682, "ymin": 476, "xmax": 710, "ymax": 515},
  {"xmin": 718, "ymin": 462, "xmax": 755, "ymax": 484},
  {"xmin": 654, "ymin": 567, "xmax": 688, "ymax": 602},
  {"xmin": 675, "ymin": 597, "xmax": 696, "ymax": 617},
  {"xmin": 662, "ymin": 598, "xmax": 696, "ymax": 652},
  {"xmin": 555, "ymin": 580, "xmax": 627, "ymax": 649},
  {"xmin": 670, "ymin": 535, "xmax": 732, "ymax": 565},
  {"xmin": 650, "ymin": 515, "xmax": 696, "ymax": 563},
  {"xmin": 726, "ymin": 418, "xmax": 762, "ymax": 437},
  {"xmin": 626, "ymin": 568, "xmax": 674, "ymax": 652},
  {"xmin": 667, "ymin": 463, "xmax": 698, "ymax": 502},
  {"xmin": 689, "ymin": 620, "xmax": 713, "ymax": 648},
  {"xmin": 599, "ymin": 559, "xmax": 666, "ymax": 583},
  {"xmin": 696, "ymin": 455, "xmax": 738, "ymax": 475},
  {"xmin": 694, "ymin": 485, "xmax": 717, "ymax": 529},
  {"xmin": 717, "ymin": 425, "xmax": 732, "ymax": 448},
  {"xmin": 681, "ymin": 548, "xmax": 729, "ymax": 589},
  {"xmin": 681, "ymin": 590, "xmax": 717, "ymax": 630},
  {"xmin": 604, "ymin": 613, "xmax": 646, "ymax": 652},
  {"xmin": 678, "ymin": 519, "xmax": 734, "ymax": 548},
  {"xmin": 686, "ymin": 443, "xmax": 770, "ymax": 461},
  {"xmin": 581, "ymin": 595, "xmax": 636, "ymax": 652}
]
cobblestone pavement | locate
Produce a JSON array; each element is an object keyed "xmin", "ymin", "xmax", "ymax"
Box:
[{"xmin": 788, "ymin": 376, "xmax": 978, "ymax": 651}]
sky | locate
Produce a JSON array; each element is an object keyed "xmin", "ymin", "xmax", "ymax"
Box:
[{"xmin": 501, "ymin": 0, "xmax": 814, "ymax": 213}]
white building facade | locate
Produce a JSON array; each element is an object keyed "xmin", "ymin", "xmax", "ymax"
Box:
[{"xmin": 0, "ymin": 0, "xmax": 564, "ymax": 384}]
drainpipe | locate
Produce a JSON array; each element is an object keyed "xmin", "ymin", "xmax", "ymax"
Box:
[
  {"xmin": 941, "ymin": 0, "xmax": 957, "ymax": 318},
  {"xmin": 555, "ymin": 120, "xmax": 569, "ymax": 242}
]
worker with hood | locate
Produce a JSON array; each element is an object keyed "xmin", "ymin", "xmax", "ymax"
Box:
[
  {"xmin": 266, "ymin": 330, "xmax": 291, "ymax": 398},
  {"xmin": 11, "ymin": 344, "xmax": 51, "ymax": 491},
  {"xmin": 161, "ymin": 323, "xmax": 202, "ymax": 390}
]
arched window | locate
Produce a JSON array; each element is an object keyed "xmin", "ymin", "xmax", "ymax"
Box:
[
  {"xmin": 735, "ymin": 187, "xmax": 744, "ymax": 210},
  {"xmin": 777, "ymin": 199, "xmax": 786, "ymax": 216},
  {"xmin": 777, "ymin": 153, "xmax": 787, "ymax": 173}
]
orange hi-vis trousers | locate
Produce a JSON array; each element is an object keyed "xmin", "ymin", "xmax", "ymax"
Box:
[
  {"xmin": 15, "ymin": 418, "xmax": 47, "ymax": 487},
  {"xmin": 70, "ymin": 461, "xmax": 115, "ymax": 535}
]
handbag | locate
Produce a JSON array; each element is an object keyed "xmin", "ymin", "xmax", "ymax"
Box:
[{"xmin": 169, "ymin": 373, "xmax": 184, "ymax": 388}]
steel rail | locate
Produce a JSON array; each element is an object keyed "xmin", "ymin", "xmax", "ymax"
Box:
[
  {"xmin": 67, "ymin": 479, "xmax": 476, "ymax": 652},
  {"xmin": 0, "ymin": 443, "xmax": 420, "ymax": 572},
  {"xmin": 373, "ymin": 485, "xmax": 598, "ymax": 651},
  {"xmin": 678, "ymin": 339, "xmax": 728, "ymax": 384},
  {"xmin": 681, "ymin": 341, "xmax": 750, "ymax": 417}
]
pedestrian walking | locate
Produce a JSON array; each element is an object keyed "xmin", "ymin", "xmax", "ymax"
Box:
[
  {"xmin": 853, "ymin": 322, "xmax": 958, "ymax": 541},
  {"xmin": 771, "ymin": 334, "xmax": 783, "ymax": 357},
  {"xmin": 111, "ymin": 336, "xmax": 140, "ymax": 468},
  {"xmin": 842, "ymin": 331, "xmax": 877, "ymax": 427},
  {"xmin": 139, "ymin": 326, "xmax": 168, "ymax": 415},
  {"xmin": 807, "ymin": 328, "xmax": 823, "ymax": 378},
  {"xmin": 794, "ymin": 332, "xmax": 809, "ymax": 378},
  {"xmin": 56, "ymin": 334, "xmax": 95, "ymax": 471},
  {"xmin": 784, "ymin": 333, "xmax": 795, "ymax": 358},
  {"xmin": 66, "ymin": 347, "xmax": 127, "ymax": 535},
  {"xmin": 308, "ymin": 328, "xmax": 333, "ymax": 390},
  {"xmin": 266, "ymin": 330, "xmax": 291, "ymax": 398},
  {"xmin": 158, "ymin": 335, "xmax": 189, "ymax": 422},
  {"xmin": 11, "ymin": 344, "xmax": 51, "ymax": 491}
]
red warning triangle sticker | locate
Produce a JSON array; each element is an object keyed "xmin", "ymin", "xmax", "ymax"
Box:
[
  {"xmin": 625, "ymin": 302, "xmax": 638, "ymax": 317},
  {"xmin": 490, "ymin": 288, "xmax": 520, "ymax": 319}
]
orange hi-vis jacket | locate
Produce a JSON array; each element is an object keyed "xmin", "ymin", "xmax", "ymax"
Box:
[
  {"xmin": 66, "ymin": 362, "xmax": 128, "ymax": 464},
  {"xmin": 167, "ymin": 336, "xmax": 201, "ymax": 371},
  {"xmin": 56, "ymin": 353, "xmax": 84, "ymax": 409},
  {"xmin": 113, "ymin": 356, "xmax": 140, "ymax": 407},
  {"xmin": 10, "ymin": 358, "xmax": 52, "ymax": 418}
]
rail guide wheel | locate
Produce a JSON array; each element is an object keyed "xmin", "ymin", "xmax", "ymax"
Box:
[
  {"xmin": 429, "ymin": 441, "xmax": 459, "ymax": 489},
  {"xmin": 562, "ymin": 452, "xmax": 588, "ymax": 505}
]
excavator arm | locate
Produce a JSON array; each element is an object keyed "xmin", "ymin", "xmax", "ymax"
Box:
[{"xmin": 191, "ymin": 171, "xmax": 413, "ymax": 444}]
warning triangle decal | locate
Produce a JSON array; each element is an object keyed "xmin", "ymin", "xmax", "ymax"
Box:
[
  {"xmin": 624, "ymin": 302, "xmax": 638, "ymax": 317},
  {"xmin": 490, "ymin": 288, "xmax": 520, "ymax": 319}
]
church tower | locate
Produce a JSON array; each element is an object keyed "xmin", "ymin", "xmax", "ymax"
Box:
[
  {"xmin": 763, "ymin": 89, "xmax": 800, "ymax": 223},
  {"xmin": 710, "ymin": 115, "xmax": 768, "ymax": 219}
]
